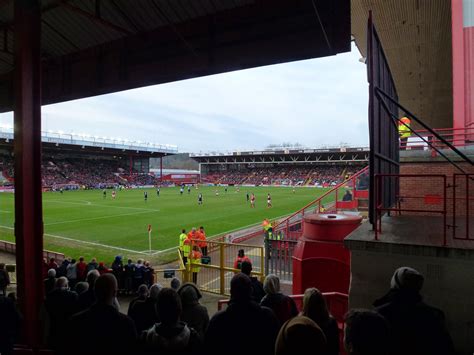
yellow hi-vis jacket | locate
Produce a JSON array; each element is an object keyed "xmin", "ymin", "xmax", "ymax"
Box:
[
  {"xmin": 182, "ymin": 238, "xmax": 192, "ymax": 257},
  {"xmin": 398, "ymin": 117, "xmax": 411, "ymax": 138},
  {"xmin": 179, "ymin": 233, "xmax": 187, "ymax": 251}
]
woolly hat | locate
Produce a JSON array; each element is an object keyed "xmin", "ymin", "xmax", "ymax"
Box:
[
  {"xmin": 390, "ymin": 267, "xmax": 424, "ymax": 291},
  {"xmin": 275, "ymin": 316, "xmax": 327, "ymax": 355}
]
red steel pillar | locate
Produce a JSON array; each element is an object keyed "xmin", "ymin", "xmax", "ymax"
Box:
[
  {"xmin": 14, "ymin": 0, "xmax": 44, "ymax": 347},
  {"xmin": 452, "ymin": 0, "xmax": 474, "ymax": 135}
]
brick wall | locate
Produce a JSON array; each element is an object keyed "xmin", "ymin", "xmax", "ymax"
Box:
[{"xmin": 400, "ymin": 161, "xmax": 474, "ymax": 218}]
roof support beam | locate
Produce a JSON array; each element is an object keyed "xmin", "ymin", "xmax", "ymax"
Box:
[{"xmin": 14, "ymin": 0, "xmax": 44, "ymax": 348}]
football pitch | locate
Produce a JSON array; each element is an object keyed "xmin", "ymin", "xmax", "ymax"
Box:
[{"xmin": 0, "ymin": 186, "xmax": 331, "ymax": 264}]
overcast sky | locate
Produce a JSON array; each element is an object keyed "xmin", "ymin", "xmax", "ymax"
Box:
[{"xmin": 0, "ymin": 43, "xmax": 368, "ymax": 153}]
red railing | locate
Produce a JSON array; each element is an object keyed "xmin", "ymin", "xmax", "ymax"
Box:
[
  {"xmin": 0, "ymin": 239, "xmax": 65, "ymax": 262},
  {"xmin": 452, "ymin": 174, "xmax": 474, "ymax": 241},
  {"xmin": 374, "ymin": 174, "xmax": 447, "ymax": 245},
  {"xmin": 400, "ymin": 126, "xmax": 474, "ymax": 150},
  {"xmin": 272, "ymin": 166, "xmax": 369, "ymax": 241},
  {"xmin": 375, "ymin": 173, "xmax": 474, "ymax": 245}
]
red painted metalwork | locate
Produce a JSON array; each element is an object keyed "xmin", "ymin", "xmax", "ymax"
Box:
[
  {"xmin": 271, "ymin": 166, "xmax": 369, "ymax": 241},
  {"xmin": 453, "ymin": 173, "xmax": 474, "ymax": 241},
  {"xmin": 400, "ymin": 127, "xmax": 474, "ymax": 150},
  {"xmin": 452, "ymin": 0, "xmax": 466, "ymax": 131},
  {"xmin": 13, "ymin": 0, "xmax": 44, "ymax": 347},
  {"xmin": 292, "ymin": 214, "xmax": 362, "ymax": 295},
  {"xmin": 374, "ymin": 174, "xmax": 448, "ymax": 246}
]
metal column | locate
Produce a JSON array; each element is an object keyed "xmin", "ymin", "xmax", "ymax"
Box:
[{"xmin": 14, "ymin": 0, "xmax": 43, "ymax": 347}]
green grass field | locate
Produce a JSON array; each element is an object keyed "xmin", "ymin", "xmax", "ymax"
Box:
[{"xmin": 0, "ymin": 186, "xmax": 331, "ymax": 264}]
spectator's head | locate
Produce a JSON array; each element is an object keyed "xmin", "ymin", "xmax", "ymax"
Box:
[
  {"xmin": 91, "ymin": 258, "xmax": 97, "ymax": 263},
  {"xmin": 79, "ymin": 256, "xmax": 84, "ymax": 262},
  {"xmin": 128, "ymin": 259, "xmax": 132, "ymax": 264},
  {"xmin": 71, "ymin": 258, "xmax": 76, "ymax": 264},
  {"xmin": 191, "ymin": 227, "xmax": 196, "ymax": 233},
  {"xmin": 178, "ymin": 283, "xmax": 202, "ymax": 306},
  {"xmin": 275, "ymin": 316, "xmax": 327, "ymax": 355},
  {"xmin": 237, "ymin": 249, "xmax": 245, "ymax": 258},
  {"xmin": 47, "ymin": 269, "xmax": 56, "ymax": 278},
  {"xmin": 55, "ymin": 276, "xmax": 69, "ymax": 290},
  {"xmin": 49, "ymin": 257, "xmax": 55, "ymax": 264},
  {"xmin": 199, "ymin": 226, "xmax": 204, "ymax": 231},
  {"xmin": 182, "ymin": 229, "xmax": 186, "ymax": 234},
  {"xmin": 137, "ymin": 259, "xmax": 143, "ymax": 265},
  {"xmin": 157, "ymin": 288, "xmax": 182, "ymax": 326},
  {"xmin": 170, "ymin": 277, "xmax": 181, "ymax": 290},
  {"xmin": 344, "ymin": 309, "xmax": 389, "ymax": 355},
  {"xmin": 230, "ymin": 273, "xmax": 252, "ymax": 302},
  {"xmin": 94, "ymin": 273, "xmax": 118, "ymax": 305},
  {"xmin": 263, "ymin": 274, "xmax": 280, "ymax": 295},
  {"xmin": 114, "ymin": 255, "xmax": 122, "ymax": 263},
  {"xmin": 390, "ymin": 266, "xmax": 424, "ymax": 292},
  {"xmin": 240, "ymin": 261, "xmax": 252, "ymax": 276},
  {"xmin": 0, "ymin": 263, "xmax": 5, "ymax": 270},
  {"xmin": 86, "ymin": 269, "xmax": 100, "ymax": 287},
  {"xmin": 75, "ymin": 281, "xmax": 89, "ymax": 295},
  {"xmin": 149, "ymin": 283, "xmax": 163, "ymax": 300},
  {"xmin": 302, "ymin": 288, "xmax": 330, "ymax": 326},
  {"xmin": 138, "ymin": 284, "xmax": 149, "ymax": 297}
]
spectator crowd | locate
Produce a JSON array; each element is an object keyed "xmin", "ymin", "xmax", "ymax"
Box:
[{"xmin": 0, "ymin": 262, "xmax": 455, "ymax": 355}]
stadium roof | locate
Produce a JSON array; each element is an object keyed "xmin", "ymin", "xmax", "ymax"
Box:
[
  {"xmin": 351, "ymin": 0, "xmax": 452, "ymax": 129},
  {"xmin": 191, "ymin": 146, "xmax": 369, "ymax": 164},
  {"xmin": 0, "ymin": 0, "xmax": 350, "ymax": 112},
  {"xmin": 0, "ymin": 126, "xmax": 177, "ymax": 155}
]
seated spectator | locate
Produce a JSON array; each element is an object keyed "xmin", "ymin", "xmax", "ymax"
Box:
[
  {"xmin": 275, "ymin": 316, "xmax": 327, "ymax": 355},
  {"xmin": 44, "ymin": 277, "xmax": 78, "ymax": 349},
  {"xmin": 0, "ymin": 263, "xmax": 11, "ymax": 296},
  {"xmin": 373, "ymin": 267, "xmax": 454, "ymax": 355},
  {"xmin": 300, "ymin": 288, "xmax": 339, "ymax": 355},
  {"xmin": 206, "ymin": 273, "xmax": 280, "ymax": 355},
  {"xmin": 0, "ymin": 294, "xmax": 21, "ymax": 355},
  {"xmin": 342, "ymin": 189, "xmax": 353, "ymax": 201},
  {"xmin": 344, "ymin": 309, "xmax": 389, "ymax": 355},
  {"xmin": 131, "ymin": 283, "xmax": 162, "ymax": 333},
  {"xmin": 170, "ymin": 277, "xmax": 181, "ymax": 291},
  {"xmin": 77, "ymin": 269, "xmax": 100, "ymax": 312},
  {"xmin": 128, "ymin": 284, "xmax": 149, "ymax": 317},
  {"xmin": 241, "ymin": 261, "xmax": 265, "ymax": 303},
  {"xmin": 44, "ymin": 268, "xmax": 57, "ymax": 296},
  {"xmin": 140, "ymin": 288, "xmax": 201, "ymax": 355},
  {"xmin": 74, "ymin": 281, "xmax": 89, "ymax": 295},
  {"xmin": 68, "ymin": 274, "xmax": 137, "ymax": 355},
  {"xmin": 177, "ymin": 282, "xmax": 210, "ymax": 339},
  {"xmin": 260, "ymin": 274, "xmax": 298, "ymax": 326}
]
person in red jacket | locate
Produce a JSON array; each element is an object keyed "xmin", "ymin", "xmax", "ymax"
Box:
[
  {"xmin": 76, "ymin": 257, "xmax": 87, "ymax": 281},
  {"xmin": 233, "ymin": 249, "xmax": 251, "ymax": 271}
]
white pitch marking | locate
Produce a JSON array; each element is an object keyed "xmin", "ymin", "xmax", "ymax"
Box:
[
  {"xmin": 0, "ymin": 210, "xmax": 11, "ymax": 213},
  {"xmin": 44, "ymin": 210, "xmax": 157, "ymax": 226},
  {"xmin": 45, "ymin": 199, "xmax": 160, "ymax": 212},
  {"xmin": 0, "ymin": 225, "xmax": 149, "ymax": 255}
]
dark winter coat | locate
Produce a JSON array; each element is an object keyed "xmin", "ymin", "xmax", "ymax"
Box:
[
  {"xmin": 205, "ymin": 300, "xmax": 280, "ymax": 355},
  {"xmin": 373, "ymin": 289, "xmax": 455, "ymax": 355},
  {"xmin": 140, "ymin": 321, "xmax": 201, "ymax": 355},
  {"xmin": 177, "ymin": 283, "xmax": 209, "ymax": 339},
  {"xmin": 260, "ymin": 292, "xmax": 298, "ymax": 326}
]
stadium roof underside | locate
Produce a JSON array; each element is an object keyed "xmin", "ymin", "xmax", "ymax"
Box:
[
  {"xmin": 351, "ymin": 0, "xmax": 452, "ymax": 130},
  {"xmin": 191, "ymin": 147, "xmax": 369, "ymax": 165},
  {"xmin": 0, "ymin": 0, "xmax": 350, "ymax": 112},
  {"xmin": 0, "ymin": 128, "xmax": 177, "ymax": 156}
]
